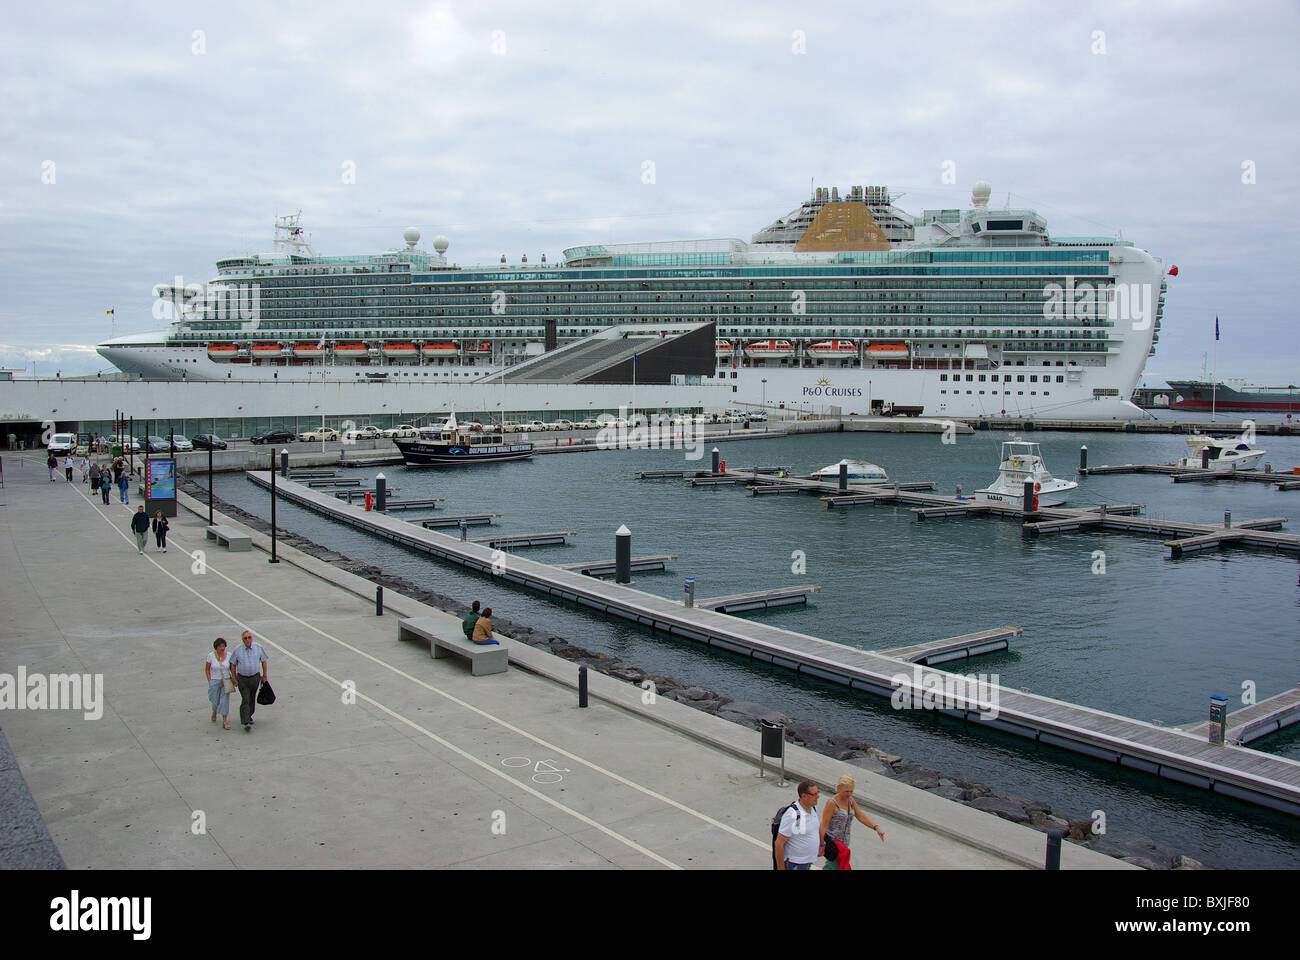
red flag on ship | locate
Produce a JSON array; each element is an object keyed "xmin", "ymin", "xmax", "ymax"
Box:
[{"xmin": 1167, "ymin": 265, "xmax": 1179, "ymax": 276}]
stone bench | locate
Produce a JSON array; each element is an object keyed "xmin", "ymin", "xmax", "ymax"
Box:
[
  {"xmin": 206, "ymin": 524, "xmax": 251, "ymax": 552},
  {"xmin": 398, "ymin": 616, "xmax": 508, "ymax": 676}
]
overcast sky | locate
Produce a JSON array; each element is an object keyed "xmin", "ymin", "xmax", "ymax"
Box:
[{"xmin": 3, "ymin": 0, "xmax": 1297, "ymax": 385}]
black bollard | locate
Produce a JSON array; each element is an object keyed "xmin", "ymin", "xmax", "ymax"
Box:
[
  {"xmin": 375, "ymin": 585, "xmax": 383, "ymax": 616},
  {"xmin": 1224, "ymin": 510, "xmax": 1231, "ymax": 529},
  {"xmin": 711, "ymin": 447, "xmax": 720, "ymax": 475},
  {"xmin": 375, "ymin": 472, "xmax": 387, "ymax": 511},
  {"xmin": 1022, "ymin": 478, "xmax": 1036, "ymax": 514},
  {"xmin": 1045, "ymin": 827, "xmax": 1064, "ymax": 870},
  {"xmin": 614, "ymin": 524, "xmax": 631, "ymax": 584},
  {"xmin": 578, "ymin": 665, "xmax": 588, "ymax": 708},
  {"xmin": 459, "ymin": 520, "xmax": 468, "ymax": 541},
  {"xmin": 1079, "ymin": 444, "xmax": 1088, "ymax": 472},
  {"xmin": 684, "ymin": 576, "xmax": 695, "ymax": 607},
  {"xmin": 280, "ymin": 448, "xmax": 289, "ymax": 478},
  {"xmin": 838, "ymin": 459, "xmax": 848, "ymax": 492}
]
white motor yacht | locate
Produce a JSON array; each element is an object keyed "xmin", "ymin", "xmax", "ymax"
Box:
[
  {"xmin": 975, "ymin": 439, "xmax": 1077, "ymax": 507},
  {"xmin": 1176, "ymin": 435, "xmax": 1266, "ymax": 472},
  {"xmin": 813, "ymin": 458, "xmax": 890, "ymax": 486}
]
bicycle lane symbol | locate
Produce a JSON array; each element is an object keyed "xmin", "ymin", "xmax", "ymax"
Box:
[{"xmin": 501, "ymin": 756, "xmax": 571, "ymax": 785}]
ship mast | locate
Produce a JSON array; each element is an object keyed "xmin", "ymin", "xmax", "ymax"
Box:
[{"xmin": 273, "ymin": 211, "xmax": 316, "ymax": 257}]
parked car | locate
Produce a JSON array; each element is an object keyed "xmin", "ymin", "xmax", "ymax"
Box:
[
  {"xmin": 382, "ymin": 423, "xmax": 419, "ymax": 439},
  {"xmin": 298, "ymin": 427, "xmax": 340, "ymax": 442},
  {"xmin": 250, "ymin": 430, "xmax": 297, "ymax": 445},
  {"xmin": 191, "ymin": 434, "xmax": 228, "ymax": 450},
  {"xmin": 343, "ymin": 425, "xmax": 382, "ymax": 440},
  {"xmin": 170, "ymin": 435, "xmax": 194, "ymax": 452},
  {"xmin": 547, "ymin": 419, "xmax": 575, "ymax": 432},
  {"xmin": 47, "ymin": 432, "xmax": 77, "ymax": 454}
]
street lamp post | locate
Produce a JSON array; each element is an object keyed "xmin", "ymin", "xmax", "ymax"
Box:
[
  {"xmin": 207, "ymin": 443, "xmax": 214, "ymax": 526},
  {"xmin": 269, "ymin": 450, "xmax": 281, "ymax": 563}
]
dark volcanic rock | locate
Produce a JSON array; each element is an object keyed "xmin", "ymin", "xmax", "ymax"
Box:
[
  {"xmin": 969, "ymin": 796, "xmax": 1030, "ymax": 823},
  {"xmin": 717, "ymin": 701, "xmax": 788, "ymax": 728},
  {"xmin": 1087, "ymin": 833, "xmax": 1178, "ymax": 870},
  {"xmin": 890, "ymin": 762, "xmax": 941, "ymax": 790}
]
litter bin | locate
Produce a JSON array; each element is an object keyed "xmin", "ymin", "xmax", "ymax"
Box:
[{"xmin": 758, "ymin": 719, "xmax": 787, "ymax": 785}]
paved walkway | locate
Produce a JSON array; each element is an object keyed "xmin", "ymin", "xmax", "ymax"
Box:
[{"xmin": 0, "ymin": 454, "xmax": 1129, "ymax": 869}]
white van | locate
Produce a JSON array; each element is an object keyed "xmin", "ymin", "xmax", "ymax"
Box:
[{"xmin": 48, "ymin": 433, "xmax": 77, "ymax": 454}]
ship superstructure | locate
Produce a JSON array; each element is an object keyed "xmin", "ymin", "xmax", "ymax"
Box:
[{"xmin": 97, "ymin": 183, "xmax": 1167, "ymax": 418}]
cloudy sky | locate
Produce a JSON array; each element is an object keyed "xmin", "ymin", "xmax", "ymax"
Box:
[{"xmin": 3, "ymin": 0, "xmax": 1297, "ymax": 385}]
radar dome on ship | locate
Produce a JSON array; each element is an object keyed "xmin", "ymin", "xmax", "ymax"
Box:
[
  {"xmin": 432, "ymin": 235, "xmax": 449, "ymax": 254},
  {"xmin": 403, "ymin": 227, "xmax": 421, "ymax": 248},
  {"xmin": 971, "ymin": 181, "xmax": 992, "ymax": 207}
]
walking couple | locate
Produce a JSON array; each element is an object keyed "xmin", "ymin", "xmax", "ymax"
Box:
[{"xmin": 204, "ymin": 632, "xmax": 269, "ymax": 731}]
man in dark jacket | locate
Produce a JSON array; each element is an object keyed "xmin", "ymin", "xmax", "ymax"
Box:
[
  {"xmin": 461, "ymin": 600, "xmax": 481, "ymax": 641},
  {"xmin": 129, "ymin": 506, "xmax": 150, "ymax": 553}
]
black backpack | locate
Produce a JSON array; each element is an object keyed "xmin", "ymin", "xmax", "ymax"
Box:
[{"xmin": 770, "ymin": 801, "xmax": 798, "ymax": 869}]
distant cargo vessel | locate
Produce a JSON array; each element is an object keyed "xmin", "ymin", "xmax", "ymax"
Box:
[
  {"xmin": 1167, "ymin": 380, "xmax": 1300, "ymax": 413},
  {"xmin": 97, "ymin": 180, "xmax": 1169, "ymax": 418}
]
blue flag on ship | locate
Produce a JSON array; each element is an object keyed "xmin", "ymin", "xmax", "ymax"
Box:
[
  {"xmin": 633, "ymin": 352, "xmax": 639, "ymax": 363},
  {"xmin": 1215, "ymin": 315, "xmax": 1219, "ymax": 341}
]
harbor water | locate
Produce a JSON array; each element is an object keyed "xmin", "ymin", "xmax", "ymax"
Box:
[{"xmin": 205, "ymin": 426, "xmax": 1300, "ymax": 868}]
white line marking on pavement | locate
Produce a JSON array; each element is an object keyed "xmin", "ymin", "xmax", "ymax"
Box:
[{"xmin": 75, "ymin": 485, "xmax": 685, "ymax": 867}]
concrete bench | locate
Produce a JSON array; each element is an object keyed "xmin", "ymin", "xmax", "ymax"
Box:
[
  {"xmin": 398, "ymin": 616, "xmax": 508, "ymax": 676},
  {"xmin": 206, "ymin": 524, "xmax": 252, "ymax": 552}
]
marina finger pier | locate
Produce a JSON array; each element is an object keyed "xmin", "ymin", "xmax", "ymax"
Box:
[{"xmin": 247, "ymin": 469, "xmax": 1300, "ymax": 818}]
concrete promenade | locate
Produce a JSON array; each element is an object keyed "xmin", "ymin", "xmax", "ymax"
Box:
[{"xmin": 0, "ymin": 454, "xmax": 1129, "ymax": 869}]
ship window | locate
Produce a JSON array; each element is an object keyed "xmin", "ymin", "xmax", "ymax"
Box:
[
  {"xmin": 1017, "ymin": 375, "xmax": 1025, "ymax": 382},
  {"xmin": 1017, "ymin": 391, "xmax": 1023, "ymax": 395},
  {"xmin": 939, "ymin": 374, "xmax": 947, "ymax": 381}
]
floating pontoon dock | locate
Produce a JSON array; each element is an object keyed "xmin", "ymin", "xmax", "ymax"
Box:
[{"xmin": 246, "ymin": 470, "xmax": 1300, "ymax": 817}]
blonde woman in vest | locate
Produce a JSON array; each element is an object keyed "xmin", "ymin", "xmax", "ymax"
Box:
[{"xmin": 820, "ymin": 774, "xmax": 885, "ymax": 866}]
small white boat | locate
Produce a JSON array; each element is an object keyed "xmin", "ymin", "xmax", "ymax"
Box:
[
  {"xmin": 1177, "ymin": 435, "xmax": 1266, "ymax": 472},
  {"xmin": 813, "ymin": 458, "xmax": 890, "ymax": 485},
  {"xmin": 975, "ymin": 439, "xmax": 1077, "ymax": 507}
]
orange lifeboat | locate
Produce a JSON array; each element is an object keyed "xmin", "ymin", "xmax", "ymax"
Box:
[
  {"xmin": 421, "ymin": 342, "xmax": 460, "ymax": 358},
  {"xmin": 381, "ymin": 343, "xmax": 419, "ymax": 359},
  {"xmin": 207, "ymin": 344, "xmax": 241, "ymax": 362},
  {"xmin": 293, "ymin": 343, "xmax": 325, "ymax": 359},
  {"xmin": 806, "ymin": 338, "xmax": 858, "ymax": 358},
  {"xmin": 865, "ymin": 343, "xmax": 910, "ymax": 361},
  {"xmin": 716, "ymin": 339, "xmax": 734, "ymax": 357},
  {"xmin": 249, "ymin": 344, "xmax": 284, "ymax": 360},
  {"xmin": 462, "ymin": 342, "xmax": 492, "ymax": 355},
  {"xmin": 333, "ymin": 344, "xmax": 369, "ymax": 362},
  {"xmin": 743, "ymin": 339, "xmax": 796, "ymax": 359}
]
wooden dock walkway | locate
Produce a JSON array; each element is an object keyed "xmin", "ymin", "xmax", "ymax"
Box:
[
  {"xmin": 876, "ymin": 627, "xmax": 1023, "ymax": 665},
  {"xmin": 1182, "ymin": 688, "xmax": 1300, "ymax": 745},
  {"xmin": 468, "ymin": 530, "xmax": 577, "ymax": 548},
  {"xmin": 1082, "ymin": 462, "xmax": 1300, "ymax": 490},
  {"xmin": 247, "ymin": 469, "xmax": 1300, "ymax": 818},
  {"xmin": 414, "ymin": 513, "xmax": 501, "ymax": 528},
  {"xmin": 694, "ymin": 584, "xmax": 821, "ymax": 613},
  {"xmin": 555, "ymin": 554, "xmax": 678, "ymax": 575}
]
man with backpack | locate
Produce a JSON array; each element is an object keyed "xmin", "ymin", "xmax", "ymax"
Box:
[{"xmin": 772, "ymin": 780, "xmax": 823, "ymax": 870}]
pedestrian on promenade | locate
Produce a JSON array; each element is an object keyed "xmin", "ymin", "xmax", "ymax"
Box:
[
  {"xmin": 47, "ymin": 452, "xmax": 58, "ymax": 482},
  {"xmin": 90, "ymin": 461, "xmax": 102, "ymax": 494},
  {"xmin": 129, "ymin": 506, "xmax": 150, "ymax": 553},
  {"xmin": 471, "ymin": 606, "xmax": 499, "ymax": 645},
  {"xmin": 205, "ymin": 638, "xmax": 233, "ymax": 729},
  {"xmin": 152, "ymin": 511, "xmax": 169, "ymax": 552},
  {"xmin": 229, "ymin": 630, "xmax": 268, "ymax": 731},
  {"xmin": 819, "ymin": 774, "xmax": 885, "ymax": 870},
  {"xmin": 100, "ymin": 468, "xmax": 112, "ymax": 504},
  {"xmin": 63, "ymin": 455, "xmax": 74, "ymax": 482},
  {"xmin": 118, "ymin": 470, "xmax": 130, "ymax": 504},
  {"xmin": 461, "ymin": 600, "xmax": 481, "ymax": 640},
  {"xmin": 774, "ymin": 780, "xmax": 822, "ymax": 871},
  {"xmin": 79, "ymin": 455, "xmax": 90, "ymax": 483}
]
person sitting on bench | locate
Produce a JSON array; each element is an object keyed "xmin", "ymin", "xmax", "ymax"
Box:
[{"xmin": 471, "ymin": 607, "xmax": 499, "ymax": 645}]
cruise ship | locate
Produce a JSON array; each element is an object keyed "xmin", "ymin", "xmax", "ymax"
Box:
[{"xmin": 97, "ymin": 182, "xmax": 1168, "ymax": 418}]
